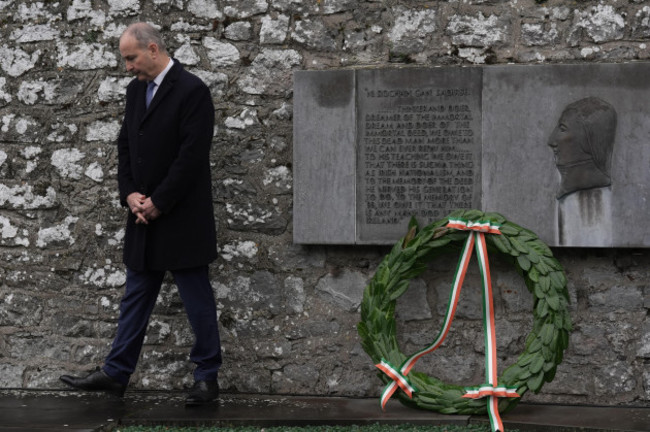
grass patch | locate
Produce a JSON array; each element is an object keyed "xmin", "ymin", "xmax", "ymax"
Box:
[{"xmin": 115, "ymin": 425, "xmax": 509, "ymax": 432}]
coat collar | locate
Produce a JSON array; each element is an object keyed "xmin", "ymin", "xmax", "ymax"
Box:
[{"xmin": 138, "ymin": 59, "xmax": 183, "ymax": 122}]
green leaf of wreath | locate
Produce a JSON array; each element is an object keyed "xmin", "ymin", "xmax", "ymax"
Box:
[{"xmin": 357, "ymin": 209, "xmax": 571, "ymax": 415}]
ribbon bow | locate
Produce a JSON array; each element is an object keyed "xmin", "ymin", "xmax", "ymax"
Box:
[
  {"xmin": 375, "ymin": 218, "xmax": 519, "ymax": 432},
  {"xmin": 447, "ymin": 218, "xmax": 502, "ymax": 234}
]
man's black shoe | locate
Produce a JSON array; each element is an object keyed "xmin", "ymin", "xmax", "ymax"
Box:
[
  {"xmin": 59, "ymin": 367, "xmax": 126, "ymax": 397},
  {"xmin": 185, "ymin": 380, "xmax": 219, "ymax": 406}
]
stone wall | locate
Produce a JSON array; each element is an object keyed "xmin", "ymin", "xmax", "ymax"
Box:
[{"xmin": 0, "ymin": 0, "xmax": 648, "ymax": 408}]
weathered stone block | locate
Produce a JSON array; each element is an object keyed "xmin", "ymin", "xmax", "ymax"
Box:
[
  {"xmin": 260, "ymin": 14, "xmax": 290, "ymax": 45},
  {"xmin": 271, "ymin": 364, "xmax": 319, "ymax": 393},
  {"xmin": 253, "ymin": 340, "xmax": 292, "ymax": 360},
  {"xmin": 283, "ymin": 276, "xmax": 306, "ymax": 314},
  {"xmin": 292, "ymin": 19, "xmax": 337, "ymax": 51},
  {"xmin": 268, "ymin": 243, "xmax": 326, "ymax": 272},
  {"xmin": 588, "ymin": 286, "xmax": 643, "ymax": 312},
  {"xmin": 315, "ymin": 269, "xmax": 367, "ymax": 312},
  {"xmin": 387, "ymin": 7, "xmax": 437, "ymax": 55},
  {"xmin": 395, "ymin": 279, "xmax": 432, "ymax": 321},
  {"xmin": 446, "ymin": 12, "xmax": 509, "ymax": 47},
  {"xmin": 0, "ymin": 291, "xmax": 43, "ymax": 327},
  {"xmin": 0, "ymin": 364, "xmax": 24, "ymax": 387},
  {"xmin": 594, "ymin": 361, "xmax": 637, "ymax": 397}
]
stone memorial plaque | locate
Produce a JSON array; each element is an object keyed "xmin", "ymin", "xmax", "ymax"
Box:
[
  {"xmin": 356, "ymin": 68, "xmax": 482, "ymax": 242},
  {"xmin": 294, "ymin": 62, "xmax": 650, "ymax": 247}
]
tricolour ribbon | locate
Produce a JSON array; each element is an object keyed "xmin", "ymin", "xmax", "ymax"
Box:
[
  {"xmin": 469, "ymin": 228, "xmax": 520, "ymax": 432},
  {"xmin": 447, "ymin": 218, "xmax": 502, "ymax": 234},
  {"xmin": 463, "ymin": 385, "xmax": 520, "ymax": 399},
  {"xmin": 375, "ymin": 359, "xmax": 417, "ymax": 398},
  {"xmin": 375, "ymin": 218, "xmax": 519, "ymax": 432}
]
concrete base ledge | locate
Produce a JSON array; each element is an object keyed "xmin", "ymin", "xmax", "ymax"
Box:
[{"xmin": 0, "ymin": 390, "xmax": 648, "ymax": 431}]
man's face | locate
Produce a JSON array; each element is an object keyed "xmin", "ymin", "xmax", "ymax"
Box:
[
  {"xmin": 548, "ymin": 110, "xmax": 592, "ymax": 167},
  {"xmin": 119, "ymin": 35, "xmax": 157, "ymax": 81}
]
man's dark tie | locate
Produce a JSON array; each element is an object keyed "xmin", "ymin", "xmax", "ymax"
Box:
[{"xmin": 146, "ymin": 81, "xmax": 156, "ymax": 108}]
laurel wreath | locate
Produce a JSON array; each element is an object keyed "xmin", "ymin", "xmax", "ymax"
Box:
[{"xmin": 358, "ymin": 209, "xmax": 571, "ymax": 414}]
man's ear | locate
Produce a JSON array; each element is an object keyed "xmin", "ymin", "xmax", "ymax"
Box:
[{"xmin": 148, "ymin": 42, "xmax": 159, "ymax": 58}]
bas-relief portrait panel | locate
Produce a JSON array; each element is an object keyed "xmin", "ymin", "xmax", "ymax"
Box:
[
  {"xmin": 294, "ymin": 63, "xmax": 650, "ymax": 246},
  {"xmin": 482, "ymin": 63, "xmax": 650, "ymax": 247}
]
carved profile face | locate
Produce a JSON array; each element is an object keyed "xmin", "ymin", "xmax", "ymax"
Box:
[
  {"xmin": 547, "ymin": 97, "xmax": 617, "ymax": 199},
  {"xmin": 548, "ymin": 110, "xmax": 592, "ymax": 168}
]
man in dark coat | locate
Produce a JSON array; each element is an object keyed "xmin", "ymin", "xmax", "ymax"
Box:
[{"xmin": 60, "ymin": 22, "xmax": 222, "ymax": 406}]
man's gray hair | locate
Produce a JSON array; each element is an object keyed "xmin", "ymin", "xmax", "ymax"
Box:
[{"xmin": 124, "ymin": 22, "xmax": 168, "ymax": 54}]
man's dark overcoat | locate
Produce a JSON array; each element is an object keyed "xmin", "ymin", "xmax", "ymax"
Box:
[{"xmin": 117, "ymin": 60, "xmax": 217, "ymax": 271}]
